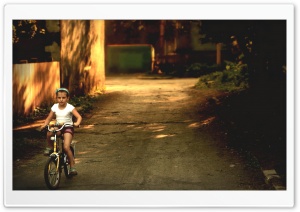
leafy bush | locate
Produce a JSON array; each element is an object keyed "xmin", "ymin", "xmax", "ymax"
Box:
[
  {"xmin": 195, "ymin": 60, "xmax": 249, "ymax": 91},
  {"xmin": 185, "ymin": 63, "xmax": 222, "ymax": 77},
  {"xmin": 69, "ymin": 95, "xmax": 94, "ymax": 114}
]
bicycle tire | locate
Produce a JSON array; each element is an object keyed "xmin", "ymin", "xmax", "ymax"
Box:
[
  {"xmin": 64, "ymin": 146, "xmax": 75, "ymax": 178},
  {"xmin": 44, "ymin": 157, "xmax": 61, "ymax": 189}
]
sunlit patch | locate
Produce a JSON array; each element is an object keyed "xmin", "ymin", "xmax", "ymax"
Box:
[
  {"xmin": 200, "ymin": 117, "xmax": 215, "ymax": 126},
  {"xmin": 13, "ymin": 120, "xmax": 44, "ymax": 130},
  {"xmin": 152, "ymin": 128, "xmax": 164, "ymax": 132},
  {"xmin": 74, "ymin": 158, "xmax": 80, "ymax": 164},
  {"xmin": 77, "ymin": 151, "xmax": 88, "ymax": 155},
  {"xmin": 155, "ymin": 134, "xmax": 175, "ymax": 138},
  {"xmin": 127, "ymin": 125, "xmax": 135, "ymax": 128},
  {"xmin": 146, "ymin": 124, "xmax": 166, "ymax": 133},
  {"xmin": 167, "ymin": 96, "xmax": 187, "ymax": 102},
  {"xmin": 188, "ymin": 122, "xmax": 200, "ymax": 128},
  {"xmin": 104, "ymin": 117, "xmax": 118, "ymax": 120},
  {"xmin": 71, "ymin": 140, "xmax": 79, "ymax": 144},
  {"xmin": 188, "ymin": 117, "xmax": 216, "ymax": 128},
  {"xmin": 81, "ymin": 125, "xmax": 95, "ymax": 129}
]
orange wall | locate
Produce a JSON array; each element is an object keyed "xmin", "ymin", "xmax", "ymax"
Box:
[{"xmin": 13, "ymin": 62, "xmax": 60, "ymax": 116}]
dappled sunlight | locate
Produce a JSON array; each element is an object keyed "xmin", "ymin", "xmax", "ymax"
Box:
[
  {"xmin": 13, "ymin": 120, "xmax": 44, "ymax": 130},
  {"xmin": 105, "ymin": 84, "xmax": 149, "ymax": 93},
  {"xmin": 152, "ymin": 128, "xmax": 164, "ymax": 132},
  {"xmin": 154, "ymin": 134, "xmax": 175, "ymax": 139},
  {"xmin": 188, "ymin": 117, "xmax": 216, "ymax": 128},
  {"xmin": 147, "ymin": 124, "xmax": 165, "ymax": 130},
  {"xmin": 200, "ymin": 116, "xmax": 215, "ymax": 125},
  {"xmin": 145, "ymin": 124, "xmax": 166, "ymax": 133},
  {"xmin": 167, "ymin": 96, "xmax": 187, "ymax": 102},
  {"xmin": 104, "ymin": 116, "xmax": 118, "ymax": 120},
  {"xmin": 77, "ymin": 151, "xmax": 89, "ymax": 155},
  {"xmin": 60, "ymin": 20, "xmax": 105, "ymax": 95},
  {"xmin": 188, "ymin": 122, "xmax": 201, "ymax": 128},
  {"xmin": 81, "ymin": 125, "xmax": 95, "ymax": 129},
  {"xmin": 142, "ymin": 99, "xmax": 166, "ymax": 103},
  {"xmin": 74, "ymin": 158, "xmax": 80, "ymax": 164},
  {"xmin": 71, "ymin": 140, "xmax": 79, "ymax": 145},
  {"xmin": 13, "ymin": 62, "xmax": 60, "ymax": 115}
]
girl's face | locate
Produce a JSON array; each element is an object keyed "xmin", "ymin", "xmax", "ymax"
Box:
[{"xmin": 56, "ymin": 91, "xmax": 69, "ymax": 107}]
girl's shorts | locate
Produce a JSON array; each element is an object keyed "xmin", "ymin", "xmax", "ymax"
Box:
[{"xmin": 62, "ymin": 127, "xmax": 74, "ymax": 136}]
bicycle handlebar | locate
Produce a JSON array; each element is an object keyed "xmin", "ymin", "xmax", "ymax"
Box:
[{"xmin": 47, "ymin": 122, "xmax": 73, "ymax": 132}]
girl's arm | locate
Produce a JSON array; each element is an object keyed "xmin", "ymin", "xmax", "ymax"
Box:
[
  {"xmin": 72, "ymin": 108, "xmax": 82, "ymax": 127},
  {"xmin": 41, "ymin": 111, "xmax": 55, "ymax": 130}
]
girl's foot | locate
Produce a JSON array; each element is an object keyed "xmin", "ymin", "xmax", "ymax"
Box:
[{"xmin": 69, "ymin": 167, "xmax": 78, "ymax": 175}]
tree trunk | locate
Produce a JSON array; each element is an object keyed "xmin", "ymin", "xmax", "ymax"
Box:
[
  {"xmin": 216, "ymin": 43, "xmax": 222, "ymax": 65},
  {"xmin": 60, "ymin": 20, "xmax": 105, "ymax": 96},
  {"xmin": 86, "ymin": 20, "xmax": 105, "ymax": 95},
  {"xmin": 159, "ymin": 20, "xmax": 166, "ymax": 57}
]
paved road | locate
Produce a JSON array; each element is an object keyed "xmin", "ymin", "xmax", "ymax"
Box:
[{"xmin": 13, "ymin": 75, "xmax": 271, "ymax": 191}]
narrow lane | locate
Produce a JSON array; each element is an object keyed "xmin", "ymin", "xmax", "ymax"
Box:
[
  {"xmin": 68, "ymin": 76, "xmax": 270, "ymax": 190},
  {"xmin": 13, "ymin": 75, "xmax": 270, "ymax": 190}
]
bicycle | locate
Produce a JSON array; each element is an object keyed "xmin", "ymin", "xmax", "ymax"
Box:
[{"xmin": 43, "ymin": 121, "xmax": 76, "ymax": 190}]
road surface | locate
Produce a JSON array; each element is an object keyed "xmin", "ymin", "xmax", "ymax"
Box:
[{"xmin": 13, "ymin": 75, "xmax": 271, "ymax": 190}]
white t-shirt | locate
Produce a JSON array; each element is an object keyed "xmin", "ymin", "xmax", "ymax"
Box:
[{"xmin": 51, "ymin": 103, "xmax": 75, "ymax": 125}]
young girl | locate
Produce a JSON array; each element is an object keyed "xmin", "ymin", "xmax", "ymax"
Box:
[{"xmin": 41, "ymin": 88, "xmax": 82, "ymax": 175}]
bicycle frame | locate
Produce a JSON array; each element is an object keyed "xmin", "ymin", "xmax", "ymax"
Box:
[{"xmin": 44, "ymin": 122, "xmax": 75, "ymax": 189}]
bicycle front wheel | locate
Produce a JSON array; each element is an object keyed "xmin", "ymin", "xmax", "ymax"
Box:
[
  {"xmin": 44, "ymin": 157, "xmax": 61, "ymax": 189},
  {"xmin": 64, "ymin": 146, "xmax": 75, "ymax": 178}
]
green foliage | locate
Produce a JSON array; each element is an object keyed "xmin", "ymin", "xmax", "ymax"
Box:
[
  {"xmin": 13, "ymin": 20, "xmax": 46, "ymax": 44},
  {"xmin": 185, "ymin": 63, "xmax": 222, "ymax": 77},
  {"xmin": 69, "ymin": 95, "xmax": 95, "ymax": 114},
  {"xmin": 195, "ymin": 60, "xmax": 249, "ymax": 92},
  {"xmin": 33, "ymin": 106, "xmax": 49, "ymax": 117},
  {"xmin": 223, "ymin": 60, "xmax": 249, "ymax": 86}
]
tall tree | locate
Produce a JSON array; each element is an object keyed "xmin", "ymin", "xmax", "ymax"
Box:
[{"xmin": 60, "ymin": 20, "xmax": 105, "ymax": 96}]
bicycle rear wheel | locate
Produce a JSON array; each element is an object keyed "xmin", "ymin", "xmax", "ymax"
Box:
[
  {"xmin": 44, "ymin": 157, "xmax": 61, "ymax": 189},
  {"xmin": 64, "ymin": 146, "xmax": 75, "ymax": 178}
]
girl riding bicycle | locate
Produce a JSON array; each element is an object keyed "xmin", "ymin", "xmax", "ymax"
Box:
[{"xmin": 40, "ymin": 88, "xmax": 82, "ymax": 175}]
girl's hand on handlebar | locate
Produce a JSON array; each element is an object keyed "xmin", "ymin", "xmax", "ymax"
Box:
[
  {"xmin": 73, "ymin": 122, "xmax": 80, "ymax": 128},
  {"xmin": 40, "ymin": 125, "xmax": 47, "ymax": 132}
]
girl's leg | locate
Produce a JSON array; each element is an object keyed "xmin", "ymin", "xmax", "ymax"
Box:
[
  {"xmin": 45, "ymin": 130, "xmax": 61, "ymax": 149},
  {"xmin": 63, "ymin": 133, "xmax": 76, "ymax": 173},
  {"xmin": 46, "ymin": 131, "xmax": 54, "ymax": 149},
  {"xmin": 44, "ymin": 131, "xmax": 56, "ymax": 155}
]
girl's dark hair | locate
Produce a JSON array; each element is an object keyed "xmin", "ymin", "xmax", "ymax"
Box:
[{"xmin": 56, "ymin": 88, "xmax": 69, "ymax": 97}]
